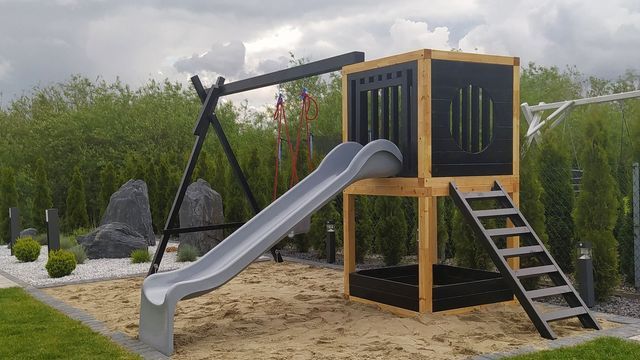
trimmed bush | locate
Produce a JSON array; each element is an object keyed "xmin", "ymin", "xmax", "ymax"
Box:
[
  {"xmin": 46, "ymin": 250, "xmax": 76, "ymax": 278},
  {"xmin": 177, "ymin": 244, "xmax": 198, "ymax": 262},
  {"xmin": 131, "ymin": 249, "xmax": 151, "ymax": 263},
  {"xmin": 34, "ymin": 233, "xmax": 48, "ymax": 245},
  {"xmin": 69, "ymin": 244, "xmax": 87, "ymax": 264},
  {"xmin": 13, "ymin": 237, "xmax": 41, "ymax": 262}
]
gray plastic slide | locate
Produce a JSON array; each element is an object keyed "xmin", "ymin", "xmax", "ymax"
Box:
[{"xmin": 138, "ymin": 139, "xmax": 403, "ymax": 355}]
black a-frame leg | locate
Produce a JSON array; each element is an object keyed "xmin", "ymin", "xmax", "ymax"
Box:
[{"xmin": 148, "ymin": 76, "xmax": 280, "ymax": 276}]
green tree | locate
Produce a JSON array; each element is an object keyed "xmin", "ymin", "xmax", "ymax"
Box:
[
  {"xmin": 539, "ymin": 133, "xmax": 575, "ymax": 273},
  {"xmin": 99, "ymin": 162, "xmax": 118, "ymax": 217},
  {"xmin": 520, "ymin": 148, "xmax": 549, "ymax": 245},
  {"xmin": 0, "ymin": 167, "xmax": 19, "ymax": 244},
  {"xmin": 452, "ymin": 206, "xmax": 493, "ymax": 270},
  {"xmin": 355, "ymin": 196, "xmax": 375, "ymax": 262},
  {"xmin": 574, "ymin": 118, "xmax": 620, "ymax": 300},
  {"xmin": 32, "ymin": 158, "xmax": 53, "ymax": 232},
  {"xmin": 615, "ymin": 198, "xmax": 634, "ymax": 283},
  {"xmin": 374, "ymin": 196, "xmax": 407, "ymax": 266},
  {"xmin": 64, "ymin": 167, "xmax": 90, "ymax": 231}
]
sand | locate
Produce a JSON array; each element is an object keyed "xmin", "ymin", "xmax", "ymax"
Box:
[{"xmin": 44, "ymin": 261, "xmax": 618, "ymax": 359}]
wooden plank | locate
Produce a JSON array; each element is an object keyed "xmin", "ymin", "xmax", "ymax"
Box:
[
  {"xmin": 464, "ymin": 190, "xmax": 505, "ymax": 200},
  {"xmin": 486, "ymin": 226, "xmax": 530, "ymax": 237},
  {"xmin": 474, "ymin": 208, "xmax": 518, "ymax": 218},
  {"xmin": 514, "ymin": 265, "xmax": 557, "ymax": 278},
  {"xmin": 430, "ymin": 50, "xmax": 518, "ymax": 66},
  {"xmin": 342, "ymin": 49, "xmax": 427, "ymax": 75},
  {"xmin": 345, "ymin": 177, "xmax": 429, "ymax": 197},
  {"xmin": 425, "ymin": 175, "xmax": 518, "ymax": 196},
  {"xmin": 342, "ymin": 70, "xmax": 349, "ymax": 142},
  {"xmin": 344, "ymin": 176, "xmax": 519, "ymax": 197},
  {"xmin": 349, "ymin": 295, "xmax": 419, "ymax": 317},
  {"xmin": 512, "ymin": 64, "xmax": 520, "ymax": 177},
  {"xmin": 528, "ymin": 286, "xmax": 572, "ymax": 299},
  {"xmin": 418, "ymin": 196, "xmax": 435, "ymax": 313},
  {"xmin": 541, "ymin": 307, "xmax": 587, "ymax": 322},
  {"xmin": 417, "ymin": 58, "xmax": 429, "ymax": 179},
  {"xmin": 498, "ymin": 245, "xmax": 544, "ymax": 258},
  {"xmin": 343, "ymin": 193, "xmax": 356, "ymax": 296}
]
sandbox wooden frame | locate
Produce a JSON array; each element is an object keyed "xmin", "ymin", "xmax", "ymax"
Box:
[{"xmin": 340, "ymin": 49, "xmax": 521, "ymax": 315}]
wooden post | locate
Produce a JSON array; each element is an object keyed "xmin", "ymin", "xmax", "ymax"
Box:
[
  {"xmin": 418, "ymin": 196, "xmax": 437, "ymax": 313},
  {"xmin": 343, "ymin": 193, "xmax": 356, "ymax": 296}
]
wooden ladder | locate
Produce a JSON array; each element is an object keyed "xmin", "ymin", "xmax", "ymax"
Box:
[{"xmin": 449, "ymin": 180, "xmax": 601, "ymax": 339}]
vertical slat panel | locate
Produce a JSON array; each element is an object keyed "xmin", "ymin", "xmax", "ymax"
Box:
[
  {"xmin": 471, "ymin": 85, "xmax": 480, "ymax": 152},
  {"xmin": 451, "ymin": 90, "xmax": 461, "ymax": 146},
  {"xmin": 482, "ymin": 89, "xmax": 491, "ymax": 148},
  {"xmin": 358, "ymin": 90, "xmax": 368, "ymax": 144},
  {"xmin": 392, "ymin": 86, "xmax": 400, "ymax": 144},
  {"xmin": 461, "ymin": 85, "xmax": 470, "ymax": 152},
  {"xmin": 382, "ymin": 87, "xmax": 390, "ymax": 139},
  {"xmin": 371, "ymin": 89, "xmax": 379, "ymax": 140}
]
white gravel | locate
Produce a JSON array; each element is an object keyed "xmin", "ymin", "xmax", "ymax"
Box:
[{"xmin": 0, "ymin": 243, "xmax": 188, "ymax": 287}]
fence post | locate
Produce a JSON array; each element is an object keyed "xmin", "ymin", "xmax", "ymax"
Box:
[
  {"xmin": 46, "ymin": 209, "xmax": 60, "ymax": 251},
  {"xmin": 633, "ymin": 163, "xmax": 639, "ymax": 291},
  {"xmin": 9, "ymin": 207, "xmax": 21, "ymax": 255}
]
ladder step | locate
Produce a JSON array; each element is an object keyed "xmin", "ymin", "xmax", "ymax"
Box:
[
  {"xmin": 486, "ymin": 227, "xmax": 530, "ymax": 237},
  {"xmin": 515, "ymin": 265, "xmax": 558, "ymax": 278},
  {"xmin": 528, "ymin": 285, "xmax": 573, "ymax": 299},
  {"xmin": 474, "ymin": 208, "xmax": 519, "ymax": 218},
  {"xmin": 542, "ymin": 307, "xmax": 587, "ymax": 322},
  {"xmin": 498, "ymin": 245, "xmax": 544, "ymax": 258},
  {"xmin": 462, "ymin": 190, "xmax": 506, "ymax": 200}
]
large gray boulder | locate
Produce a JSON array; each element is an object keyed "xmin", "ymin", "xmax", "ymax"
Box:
[
  {"xmin": 178, "ymin": 179, "xmax": 224, "ymax": 255},
  {"xmin": 77, "ymin": 222, "xmax": 148, "ymax": 259},
  {"xmin": 101, "ymin": 179, "xmax": 155, "ymax": 246},
  {"xmin": 19, "ymin": 228, "xmax": 38, "ymax": 238}
]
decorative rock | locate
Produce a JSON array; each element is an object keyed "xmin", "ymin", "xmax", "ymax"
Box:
[
  {"xmin": 19, "ymin": 228, "xmax": 38, "ymax": 238},
  {"xmin": 101, "ymin": 179, "xmax": 156, "ymax": 245},
  {"xmin": 77, "ymin": 222, "xmax": 148, "ymax": 259},
  {"xmin": 178, "ymin": 179, "xmax": 224, "ymax": 256}
]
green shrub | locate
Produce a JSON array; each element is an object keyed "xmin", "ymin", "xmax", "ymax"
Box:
[
  {"xmin": 46, "ymin": 250, "xmax": 76, "ymax": 278},
  {"xmin": 130, "ymin": 249, "xmax": 151, "ymax": 263},
  {"xmin": 177, "ymin": 244, "xmax": 198, "ymax": 262},
  {"xmin": 13, "ymin": 237, "xmax": 41, "ymax": 262},
  {"xmin": 69, "ymin": 245, "xmax": 87, "ymax": 264},
  {"xmin": 60, "ymin": 236, "xmax": 78, "ymax": 250}
]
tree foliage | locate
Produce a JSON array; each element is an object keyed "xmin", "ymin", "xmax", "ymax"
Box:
[{"xmin": 64, "ymin": 167, "xmax": 89, "ymax": 231}]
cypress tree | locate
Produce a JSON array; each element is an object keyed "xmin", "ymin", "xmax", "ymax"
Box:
[
  {"xmin": 144, "ymin": 160, "xmax": 159, "ymax": 232},
  {"xmin": 64, "ymin": 166, "xmax": 90, "ymax": 231},
  {"xmin": 520, "ymin": 148, "xmax": 549, "ymax": 245},
  {"xmin": 0, "ymin": 167, "xmax": 19, "ymax": 244},
  {"xmin": 32, "ymin": 158, "xmax": 54, "ymax": 232},
  {"xmin": 452, "ymin": 206, "xmax": 493, "ymax": 270},
  {"xmin": 616, "ymin": 198, "xmax": 634, "ymax": 283},
  {"xmin": 539, "ymin": 133, "xmax": 575, "ymax": 272},
  {"xmin": 374, "ymin": 196, "xmax": 407, "ymax": 266},
  {"xmin": 99, "ymin": 162, "xmax": 117, "ymax": 217},
  {"xmin": 355, "ymin": 196, "xmax": 375, "ymax": 262},
  {"xmin": 194, "ymin": 150, "xmax": 210, "ymax": 183},
  {"xmin": 437, "ymin": 197, "xmax": 450, "ymax": 261},
  {"xmin": 574, "ymin": 118, "xmax": 620, "ymax": 300},
  {"xmin": 154, "ymin": 157, "xmax": 173, "ymax": 230}
]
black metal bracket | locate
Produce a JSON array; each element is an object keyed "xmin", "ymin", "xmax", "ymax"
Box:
[{"xmin": 148, "ymin": 51, "xmax": 365, "ymax": 276}]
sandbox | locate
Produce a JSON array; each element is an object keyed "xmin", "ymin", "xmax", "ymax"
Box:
[{"xmin": 44, "ymin": 261, "xmax": 617, "ymax": 359}]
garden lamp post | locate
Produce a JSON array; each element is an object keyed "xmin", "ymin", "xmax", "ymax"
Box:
[
  {"xmin": 326, "ymin": 221, "xmax": 336, "ymax": 264},
  {"xmin": 576, "ymin": 242, "xmax": 595, "ymax": 307}
]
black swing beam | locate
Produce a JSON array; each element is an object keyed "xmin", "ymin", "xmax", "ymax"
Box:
[{"xmin": 148, "ymin": 51, "xmax": 365, "ymax": 275}]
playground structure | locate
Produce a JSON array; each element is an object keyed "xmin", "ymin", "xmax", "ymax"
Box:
[{"xmin": 139, "ymin": 49, "xmax": 602, "ymax": 355}]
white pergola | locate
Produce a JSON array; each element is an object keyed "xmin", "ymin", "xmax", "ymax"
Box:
[{"xmin": 521, "ymin": 90, "xmax": 640, "ymax": 147}]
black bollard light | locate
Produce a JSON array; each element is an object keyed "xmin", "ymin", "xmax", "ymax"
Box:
[
  {"xmin": 46, "ymin": 209, "xmax": 60, "ymax": 251},
  {"xmin": 9, "ymin": 207, "xmax": 21, "ymax": 255},
  {"xmin": 576, "ymin": 241, "xmax": 595, "ymax": 307},
  {"xmin": 325, "ymin": 220, "xmax": 336, "ymax": 264}
]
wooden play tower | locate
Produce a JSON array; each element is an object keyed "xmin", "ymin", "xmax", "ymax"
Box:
[{"xmin": 339, "ymin": 49, "xmax": 599, "ymax": 339}]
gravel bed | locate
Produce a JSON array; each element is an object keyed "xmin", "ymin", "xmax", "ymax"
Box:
[{"xmin": 0, "ymin": 242, "xmax": 187, "ymax": 287}]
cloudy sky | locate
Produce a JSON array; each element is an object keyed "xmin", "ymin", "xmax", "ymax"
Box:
[{"xmin": 0, "ymin": 0, "xmax": 638, "ymax": 108}]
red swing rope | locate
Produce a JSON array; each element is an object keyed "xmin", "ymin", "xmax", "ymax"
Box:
[{"xmin": 271, "ymin": 88, "xmax": 319, "ymax": 200}]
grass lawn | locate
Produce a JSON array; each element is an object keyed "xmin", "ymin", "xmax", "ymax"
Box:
[
  {"xmin": 507, "ymin": 336, "xmax": 640, "ymax": 359},
  {"xmin": 0, "ymin": 287, "xmax": 140, "ymax": 359}
]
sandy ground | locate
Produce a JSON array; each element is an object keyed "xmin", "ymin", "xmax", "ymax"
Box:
[{"xmin": 44, "ymin": 261, "xmax": 618, "ymax": 359}]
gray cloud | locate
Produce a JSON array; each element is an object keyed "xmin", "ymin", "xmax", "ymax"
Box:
[
  {"xmin": 174, "ymin": 41, "xmax": 246, "ymax": 76},
  {"xmin": 0, "ymin": 0, "xmax": 638, "ymax": 108}
]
